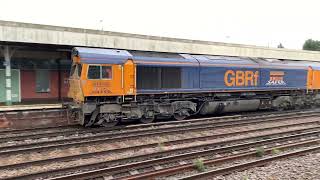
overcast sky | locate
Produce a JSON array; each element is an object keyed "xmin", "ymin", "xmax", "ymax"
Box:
[{"xmin": 0, "ymin": 0, "xmax": 319, "ymax": 49}]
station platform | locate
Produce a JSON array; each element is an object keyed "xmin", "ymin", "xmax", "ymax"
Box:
[
  {"xmin": 0, "ymin": 103, "xmax": 63, "ymax": 112},
  {"xmin": 0, "ymin": 103, "xmax": 72, "ymax": 130}
]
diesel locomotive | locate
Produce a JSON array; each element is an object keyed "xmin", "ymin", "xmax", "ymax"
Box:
[{"xmin": 67, "ymin": 47, "xmax": 320, "ymax": 127}]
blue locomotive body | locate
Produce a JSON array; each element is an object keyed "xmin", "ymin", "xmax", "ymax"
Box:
[
  {"xmin": 137, "ymin": 55, "xmax": 309, "ymax": 93},
  {"xmin": 68, "ymin": 47, "xmax": 320, "ymax": 127}
]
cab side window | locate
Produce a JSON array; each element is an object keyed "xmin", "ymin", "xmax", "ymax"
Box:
[
  {"xmin": 87, "ymin": 65, "xmax": 112, "ymax": 79},
  {"xmin": 88, "ymin": 65, "xmax": 101, "ymax": 79},
  {"xmin": 102, "ymin": 66, "xmax": 112, "ymax": 79}
]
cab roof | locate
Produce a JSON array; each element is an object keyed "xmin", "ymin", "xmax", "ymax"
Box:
[
  {"xmin": 72, "ymin": 47, "xmax": 132, "ymax": 64},
  {"xmin": 72, "ymin": 47, "xmax": 199, "ymax": 67},
  {"xmin": 73, "ymin": 47, "xmax": 320, "ymax": 69}
]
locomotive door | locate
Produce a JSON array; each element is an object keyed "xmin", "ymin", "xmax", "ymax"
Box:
[
  {"xmin": 123, "ymin": 60, "xmax": 136, "ymax": 96},
  {"xmin": 82, "ymin": 64, "xmax": 124, "ymax": 97},
  {"xmin": 307, "ymin": 66, "xmax": 320, "ymax": 90}
]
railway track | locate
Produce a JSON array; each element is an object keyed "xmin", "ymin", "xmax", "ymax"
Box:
[
  {"xmin": 0, "ymin": 109, "xmax": 314, "ymax": 142},
  {"xmin": 1, "ymin": 119, "xmax": 320, "ymax": 179},
  {"xmin": 1, "ymin": 109, "xmax": 318, "ymax": 147},
  {"xmin": 0, "ymin": 111, "xmax": 319, "ymax": 155},
  {"xmin": 120, "ymin": 140, "xmax": 320, "ymax": 180},
  {"xmin": 10, "ymin": 126, "xmax": 320, "ymax": 180},
  {"xmin": 179, "ymin": 144, "xmax": 320, "ymax": 180},
  {"xmin": 0, "ymin": 125, "xmax": 80, "ymax": 138}
]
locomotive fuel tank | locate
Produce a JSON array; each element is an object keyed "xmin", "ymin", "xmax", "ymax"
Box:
[{"xmin": 199, "ymin": 99, "xmax": 261, "ymax": 115}]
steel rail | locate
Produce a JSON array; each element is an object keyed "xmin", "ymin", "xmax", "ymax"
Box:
[
  {"xmin": 3, "ymin": 126, "xmax": 320, "ymax": 180},
  {"xmin": 0, "ymin": 125, "xmax": 80, "ymax": 137},
  {"xmin": 179, "ymin": 144, "xmax": 320, "ymax": 180},
  {"xmin": 126, "ymin": 139, "xmax": 320, "ymax": 180},
  {"xmin": 0, "ymin": 109, "xmax": 314, "ymax": 142},
  {"xmin": 42, "ymin": 131, "xmax": 320, "ymax": 180},
  {"xmin": 0, "ymin": 112, "xmax": 249, "ymax": 140},
  {"xmin": 0, "ymin": 112, "xmax": 305, "ymax": 150},
  {"xmin": 0, "ymin": 113, "xmax": 318, "ymax": 156}
]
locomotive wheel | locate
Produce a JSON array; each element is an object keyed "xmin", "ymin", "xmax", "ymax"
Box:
[
  {"xmin": 140, "ymin": 111, "xmax": 155, "ymax": 123},
  {"xmin": 173, "ymin": 113, "xmax": 187, "ymax": 120},
  {"xmin": 101, "ymin": 120, "xmax": 118, "ymax": 127},
  {"xmin": 173, "ymin": 109, "xmax": 190, "ymax": 120},
  {"xmin": 277, "ymin": 101, "xmax": 290, "ymax": 111},
  {"xmin": 140, "ymin": 116, "xmax": 154, "ymax": 123},
  {"xmin": 314, "ymin": 100, "xmax": 320, "ymax": 107},
  {"xmin": 98, "ymin": 113, "xmax": 119, "ymax": 127}
]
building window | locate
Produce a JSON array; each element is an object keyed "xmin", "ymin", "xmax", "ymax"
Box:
[
  {"xmin": 87, "ymin": 65, "xmax": 112, "ymax": 79},
  {"xmin": 36, "ymin": 70, "xmax": 50, "ymax": 93}
]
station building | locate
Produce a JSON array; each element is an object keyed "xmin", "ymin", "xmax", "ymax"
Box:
[
  {"xmin": 1, "ymin": 20, "xmax": 320, "ymax": 105},
  {"xmin": 0, "ymin": 44, "xmax": 71, "ymax": 104}
]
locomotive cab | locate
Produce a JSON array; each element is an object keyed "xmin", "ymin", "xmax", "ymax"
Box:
[{"xmin": 67, "ymin": 47, "xmax": 136, "ymax": 126}]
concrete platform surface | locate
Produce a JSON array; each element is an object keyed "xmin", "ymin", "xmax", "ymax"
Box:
[{"xmin": 0, "ymin": 104, "xmax": 63, "ymax": 112}]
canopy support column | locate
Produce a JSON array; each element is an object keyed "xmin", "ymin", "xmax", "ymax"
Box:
[{"xmin": 0, "ymin": 45, "xmax": 16, "ymax": 105}]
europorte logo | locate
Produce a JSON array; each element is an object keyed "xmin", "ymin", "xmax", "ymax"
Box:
[{"xmin": 265, "ymin": 71, "xmax": 286, "ymax": 86}]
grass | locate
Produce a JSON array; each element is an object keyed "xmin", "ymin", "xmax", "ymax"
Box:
[
  {"xmin": 157, "ymin": 142, "xmax": 165, "ymax": 151},
  {"xmin": 243, "ymin": 175, "xmax": 249, "ymax": 180},
  {"xmin": 255, "ymin": 147, "xmax": 265, "ymax": 157},
  {"xmin": 271, "ymin": 148, "xmax": 281, "ymax": 155},
  {"xmin": 194, "ymin": 158, "xmax": 206, "ymax": 172}
]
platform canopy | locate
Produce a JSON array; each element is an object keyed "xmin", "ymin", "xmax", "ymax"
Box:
[{"xmin": 1, "ymin": 20, "xmax": 320, "ymax": 61}]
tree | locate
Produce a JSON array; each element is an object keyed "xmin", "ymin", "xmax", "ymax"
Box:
[
  {"xmin": 277, "ymin": 43, "xmax": 284, "ymax": 48},
  {"xmin": 303, "ymin": 39, "xmax": 320, "ymax": 51}
]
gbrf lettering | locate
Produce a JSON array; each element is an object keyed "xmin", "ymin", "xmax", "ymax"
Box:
[{"xmin": 224, "ymin": 70, "xmax": 259, "ymax": 87}]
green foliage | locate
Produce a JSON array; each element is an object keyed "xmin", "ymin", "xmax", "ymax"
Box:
[
  {"xmin": 243, "ymin": 175, "xmax": 249, "ymax": 180},
  {"xmin": 271, "ymin": 148, "xmax": 281, "ymax": 155},
  {"xmin": 157, "ymin": 142, "xmax": 165, "ymax": 151},
  {"xmin": 194, "ymin": 158, "xmax": 206, "ymax": 172},
  {"xmin": 255, "ymin": 147, "xmax": 265, "ymax": 157},
  {"xmin": 303, "ymin": 39, "xmax": 320, "ymax": 51}
]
